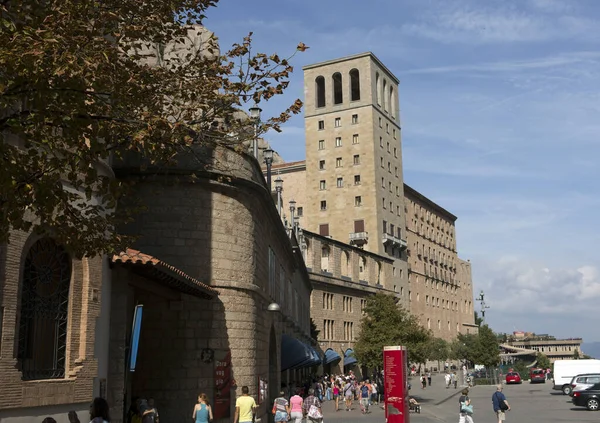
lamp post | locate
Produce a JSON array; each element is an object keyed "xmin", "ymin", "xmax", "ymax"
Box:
[
  {"xmin": 289, "ymin": 199, "xmax": 296, "ymax": 235},
  {"xmin": 249, "ymin": 103, "xmax": 262, "ymax": 159},
  {"xmin": 264, "ymin": 148, "xmax": 274, "ymax": 191},
  {"xmin": 274, "ymin": 177, "xmax": 283, "ymax": 216},
  {"xmin": 477, "ymin": 290, "xmax": 490, "ymax": 323}
]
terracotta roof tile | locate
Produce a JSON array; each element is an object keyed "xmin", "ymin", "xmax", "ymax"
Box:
[{"xmin": 112, "ymin": 248, "xmax": 218, "ymax": 298}]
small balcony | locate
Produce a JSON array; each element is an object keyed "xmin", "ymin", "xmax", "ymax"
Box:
[
  {"xmin": 382, "ymin": 233, "xmax": 408, "ymax": 249},
  {"xmin": 349, "ymin": 231, "xmax": 368, "ymax": 246}
]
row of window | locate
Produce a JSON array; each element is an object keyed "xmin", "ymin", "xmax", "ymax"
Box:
[
  {"xmin": 321, "ymin": 319, "xmax": 356, "ymax": 341},
  {"xmin": 413, "ymin": 243, "xmax": 456, "ymax": 270},
  {"xmin": 377, "ymin": 117, "xmax": 398, "ymax": 139},
  {"xmin": 317, "ymin": 134, "xmax": 361, "ymax": 149},
  {"xmin": 426, "ymin": 319, "xmax": 462, "ymax": 332},
  {"xmin": 315, "ymin": 69, "xmax": 361, "ymax": 108},
  {"xmin": 408, "ymin": 199, "xmax": 455, "ymax": 237},
  {"xmin": 409, "ymin": 221, "xmax": 456, "ymax": 250},
  {"xmin": 318, "ymin": 114, "xmax": 360, "ymax": 130}
]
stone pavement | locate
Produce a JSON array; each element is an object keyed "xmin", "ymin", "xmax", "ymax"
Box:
[{"xmin": 317, "ymin": 374, "xmax": 468, "ymax": 423}]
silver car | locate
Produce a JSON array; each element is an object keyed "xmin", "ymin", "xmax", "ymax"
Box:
[{"xmin": 570, "ymin": 374, "xmax": 600, "ymax": 396}]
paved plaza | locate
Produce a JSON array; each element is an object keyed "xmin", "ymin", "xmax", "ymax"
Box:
[{"xmin": 316, "ymin": 374, "xmax": 600, "ymax": 422}]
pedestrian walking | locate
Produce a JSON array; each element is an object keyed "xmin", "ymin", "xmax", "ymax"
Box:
[
  {"xmin": 68, "ymin": 398, "xmax": 111, "ymax": 423},
  {"xmin": 193, "ymin": 393, "xmax": 213, "ymax": 423},
  {"xmin": 289, "ymin": 389, "xmax": 304, "ymax": 423},
  {"xmin": 343, "ymin": 379, "xmax": 354, "ymax": 411},
  {"xmin": 359, "ymin": 381, "xmax": 370, "ymax": 414},
  {"xmin": 371, "ymin": 382, "xmax": 378, "ymax": 405},
  {"xmin": 303, "ymin": 389, "xmax": 323, "ymax": 423},
  {"xmin": 427, "ymin": 371, "xmax": 432, "ymax": 387},
  {"xmin": 421, "ymin": 374, "xmax": 427, "ymax": 389},
  {"xmin": 458, "ymin": 388, "xmax": 474, "ymax": 423},
  {"xmin": 452, "ymin": 372, "xmax": 458, "ymax": 389},
  {"xmin": 272, "ymin": 391, "xmax": 290, "ymax": 423},
  {"xmin": 492, "ymin": 385, "xmax": 510, "ymax": 423},
  {"xmin": 445, "ymin": 372, "xmax": 451, "ymax": 389},
  {"xmin": 234, "ymin": 386, "xmax": 256, "ymax": 423},
  {"xmin": 333, "ymin": 382, "xmax": 340, "ymax": 411}
]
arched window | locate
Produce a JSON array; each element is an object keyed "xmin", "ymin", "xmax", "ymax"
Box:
[
  {"xmin": 389, "ymin": 86, "xmax": 395, "ymax": 117},
  {"xmin": 332, "ymin": 72, "xmax": 343, "ymax": 104},
  {"xmin": 359, "ymin": 256, "xmax": 367, "ymax": 281},
  {"xmin": 18, "ymin": 238, "xmax": 71, "ymax": 380},
  {"xmin": 321, "ymin": 245, "xmax": 330, "ymax": 272},
  {"xmin": 341, "ymin": 251, "xmax": 352, "ymax": 278},
  {"xmin": 375, "ymin": 72, "xmax": 380, "ymax": 105},
  {"xmin": 315, "ymin": 76, "xmax": 326, "ymax": 108},
  {"xmin": 382, "ymin": 79, "xmax": 387, "ymax": 111},
  {"xmin": 349, "ymin": 69, "xmax": 360, "ymax": 101}
]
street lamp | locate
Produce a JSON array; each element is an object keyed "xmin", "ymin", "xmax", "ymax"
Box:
[
  {"xmin": 264, "ymin": 148, "xmax": 274, "ymax": 191},
  {"xmin": 249, "ymin": 104, "xmax": 262, "ymax": 159},
  {"xmin": 274, "ymin": 176, "xmax": 283, "ymax": 216},
  {"xmin": 289, "ymin": 199, "xmax": 296, "ymax": 236}
]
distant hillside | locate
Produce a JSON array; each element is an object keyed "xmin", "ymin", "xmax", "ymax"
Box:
[{"xmin": 582, "ymin": 342, "xmax": 600, "ymax": 359}]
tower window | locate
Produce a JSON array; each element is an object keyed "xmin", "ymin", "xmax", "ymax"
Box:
[
  {"xmin": 335, "ymin": 117, "xmax": 341, "ymax": 127},
  {"xmin": 353, "ymin": 134, "xmax": 359, "ymax": 144},
  {"xmin": 335, "ymin": 137, "xmax": 342, "ymax": 147},
  {"xmin": 336, "ymin": 157, "xmax": 342, "ymax": 167},
  {"xmin": 318, "ymin": 140, "xmax": 324, "ymax": 150},
  {"xmin": 332, "ymin": 72, "xmax": 343, "ymax": 104},
  {"xmin": 355, "ymin": 196, "xmax": 362, "ymax": 207},
  {"xmin": 350, "ymin": 68, "xmax": 361, "ymax": 101},
  {"xmin": 337, "ymin": 177, "xmax": 343, "ymax": 188},
  {"xmin": 353, "ymin": 155, "xmax": 360, "ymax": 165},
  {"xmin": 319, "ymin": 160, "xmax": 325, "ymax": 170},
  {"xmin": 318, "ymin": 120, "xmax": 325, "ymax": 130},
  {"xmin": 316, "ymin": 76, "xmax": 326, "ymax": 108},
  {"xmin": 354, "ymin": 175, "xmax": 361, "ymax": 185},
  {"xmin": 352, "ymin": 114, "xmax": 359, "ymax": 124}
]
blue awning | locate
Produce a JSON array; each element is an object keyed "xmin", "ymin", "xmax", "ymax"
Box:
[
  {"xmin": 292, "ymin": 346, "xmax": 322, "ymax": 370},
  {"xmin": 281, "ymin": 334, "xmax": 312, "ymax": 371},
  {"xmin": 344, "ymin": 348, "xmax": 357, "ymax": 366},
  {"xmin": 324, "ymin": 348, "xmax": 341, "ymax": 365}
]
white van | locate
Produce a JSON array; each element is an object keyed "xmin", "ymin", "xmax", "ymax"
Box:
[{"xmin": 553, "ymin": 359, "xmax": 600, "ymax": 395}]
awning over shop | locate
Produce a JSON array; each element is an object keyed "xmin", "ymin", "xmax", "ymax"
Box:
[
  {"xmin": 281, "ymin": 335, "xmax": 322, "ymax": 371},
  {"xmin": 281, "ymin": 334, "xmax": 311, "ymax": 371},
  {"xmin": 344, "ymin": 348, "xmax": 357, "ymax": 366},
  {"xmin": 324, "ymin": 348, "xmax": 341, "ymax": 365}
]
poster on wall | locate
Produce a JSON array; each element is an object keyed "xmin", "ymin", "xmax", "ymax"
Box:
[
  {"xmin": 258, "ymin": 376, "xmax": 268, "ymax": 405},
  {"xmin": 214, "ymin": 349, "xmax": 232, "ymax": 420}
]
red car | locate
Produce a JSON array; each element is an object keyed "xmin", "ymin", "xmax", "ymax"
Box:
[
  {"xmin": 529, "ymin": 368, "xmax": 546, "ymax": 383},
  {"xmin": 506, "ymin": 372, "xmax": 522, "ymax": 384}
]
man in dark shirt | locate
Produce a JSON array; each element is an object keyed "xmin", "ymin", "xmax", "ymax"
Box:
[{"xmin": 492, "ymin": 385, "xmax": 510, "ymax": 422}]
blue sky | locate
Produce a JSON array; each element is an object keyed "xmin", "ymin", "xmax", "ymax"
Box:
[{"xmin": 206, "ymin": 0, "xmax": 600, "ymax": 342}]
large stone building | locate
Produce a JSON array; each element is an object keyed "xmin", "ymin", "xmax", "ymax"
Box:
[
  {"xmin": 300, "ymin": 230, "xmax": 398, "ymax": 375},
  {"xmin": 265, "ymin": 52, "xmax": 476, "ymax": 360},
  {"xmin": 0, "ymin": 146, "xmax": 314, "ymax": 423},
  {"xmin": 404, "ymin": 185, "xmax": 476, "ymax": 341}
]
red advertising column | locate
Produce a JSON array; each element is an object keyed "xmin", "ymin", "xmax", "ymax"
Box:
[{"xmin": 384, "ymin": 346, "xmax": 409, "ymax": 423}]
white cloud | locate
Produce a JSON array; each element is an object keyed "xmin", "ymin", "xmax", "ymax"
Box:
[
  {"xmin": 529, "ymin": 0, "xmax": 575, "ymax": 13},
  {"xmin": 475, "ymin": 258, "xmax": 600, "ymax": 318},
  {"xmin": 402, "ymin": 1, "xmax": 600, "ymax": 44}
]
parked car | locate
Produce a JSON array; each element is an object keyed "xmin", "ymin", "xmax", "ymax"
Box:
[
  {"xmin": 553, "ymin": 359, "xmax": 600, "ymax": 395},
  {"xmin": 506, "ymin": 372, "xmax": 522, "ymax": 384},
  {"xmin": 572, "ymin": 383, "xmax": 600, "ymax": 411},
  {"xmin": 530, "ymin": 368, "xmax": 546, "ymax": 383},
  {"xmin": 570, "ymin": 374, "xmax": 600, "ymax": 396}
]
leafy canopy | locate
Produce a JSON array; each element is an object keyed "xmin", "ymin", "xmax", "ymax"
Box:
[
  {"xmin": 353, "ymin": 293, "xmax": 432, "ymax": 369},
  {"xmin": 0, "ymin": 0, "xmax": 306, "ymax": 256}
]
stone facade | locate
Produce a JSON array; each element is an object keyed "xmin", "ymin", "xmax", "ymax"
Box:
[
  {"xmin": 0, "ymin": 231, "xmax": 105, "ymax": 423},
  {"xmin": 112, "ymin": 146, "xmax": 312, "ymax": 423},
  {"xmin": 300, "ymin": 230, "xmax": 396, "ymax": 375},
  {"xmin": 302, "ymin": 52, "xmax": 408, "ymax": 302},
  {"xmin": 404, "ymin": 185, "xmax": 476, "ymax": 340}
]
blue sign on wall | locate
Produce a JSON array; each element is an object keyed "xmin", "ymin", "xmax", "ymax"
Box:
[{"xmin": 129, "ymin": 305, "xmax": 143, "ymax": 372}]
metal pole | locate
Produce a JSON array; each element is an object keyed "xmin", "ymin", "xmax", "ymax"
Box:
[
  {"xmin": 253, "ymin": 123, "xmax": 258, "ymax": 159},
  {"xmin": 267, "ymin": 163, "xmax": 272, "ymax": 192},
  {"xmin": 276, "ymin": 189, "xmax": 282, "ymax": 216}
]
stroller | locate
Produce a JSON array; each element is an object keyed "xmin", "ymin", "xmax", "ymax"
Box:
[{"xmin": 408, "ymin": 397, "xmax": 421, "ymax": 413}]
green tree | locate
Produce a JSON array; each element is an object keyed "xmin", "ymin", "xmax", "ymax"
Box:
[
  {"xmin": 0, "ymin": 0, "xmax": 306, "ymax": 256},
  {"xmin": 428, "ymin": 337, "xmax": 450, "ymax": 369},
  {"xmin": 536, "ymin": 353, "xmax": 551, "ymax": 370},
  {"xmin": 473, "ymin": 324, "xmax": 501, "ymax": 369},
  {"xmin": 353, "ymin": 293, "xmax": 432, "ymax": 369},
  {"xmin": 573, "ymin": 349, "xmax": 581, "ymax": 360},
  {"xmin": 310, "ymin": 318, "xmax": 320, "ymax": 341},
  {"xmin": 450, "ymin": 333, "xmax": 478, "ymax": 366}
]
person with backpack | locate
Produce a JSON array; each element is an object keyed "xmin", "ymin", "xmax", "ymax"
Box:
[
  {"xmin": 343, "ymin": 378, "xmax": 354, "ymax": 411},
  {"xmin": 492, "ymin": 385, "xmax": 510, "ymax": 422},
  {"xmin": 458, "ymin": 388, "xmax": 474, "ymax": 423}
]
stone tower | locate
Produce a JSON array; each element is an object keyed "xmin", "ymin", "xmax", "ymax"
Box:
[{"xmin": 302, "ymin": 52, "xmax": 408, "ymax": 297}]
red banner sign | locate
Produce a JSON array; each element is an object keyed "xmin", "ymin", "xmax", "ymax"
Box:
[
  {"xmin": 214, "ymin": 349, "xmax": 232, "ymax": 419},
  {"xmin": 384, "ymin": 346, "xmax": 409, "ymax": 423}
]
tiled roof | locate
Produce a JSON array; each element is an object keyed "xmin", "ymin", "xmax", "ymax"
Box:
[{"xmin": 112, "ymin": 248, "xmax": 218, "ymax": 299}]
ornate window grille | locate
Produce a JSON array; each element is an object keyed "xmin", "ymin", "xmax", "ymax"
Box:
[{"xmin": 18, "ymin": 238, "xmax": 71, "ymax": 380}]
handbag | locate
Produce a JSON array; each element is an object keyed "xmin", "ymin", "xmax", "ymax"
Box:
[
  {"xmin": 495, "ymin": 393, "xmax": 509, "ymax": 411},
  {"xmin": 307, "ymin": 404, "xmax": 322, "ymax": 420},
  {"xmin": 460, "ymin": 402, "xmax": 474, "ymax": 414}
]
